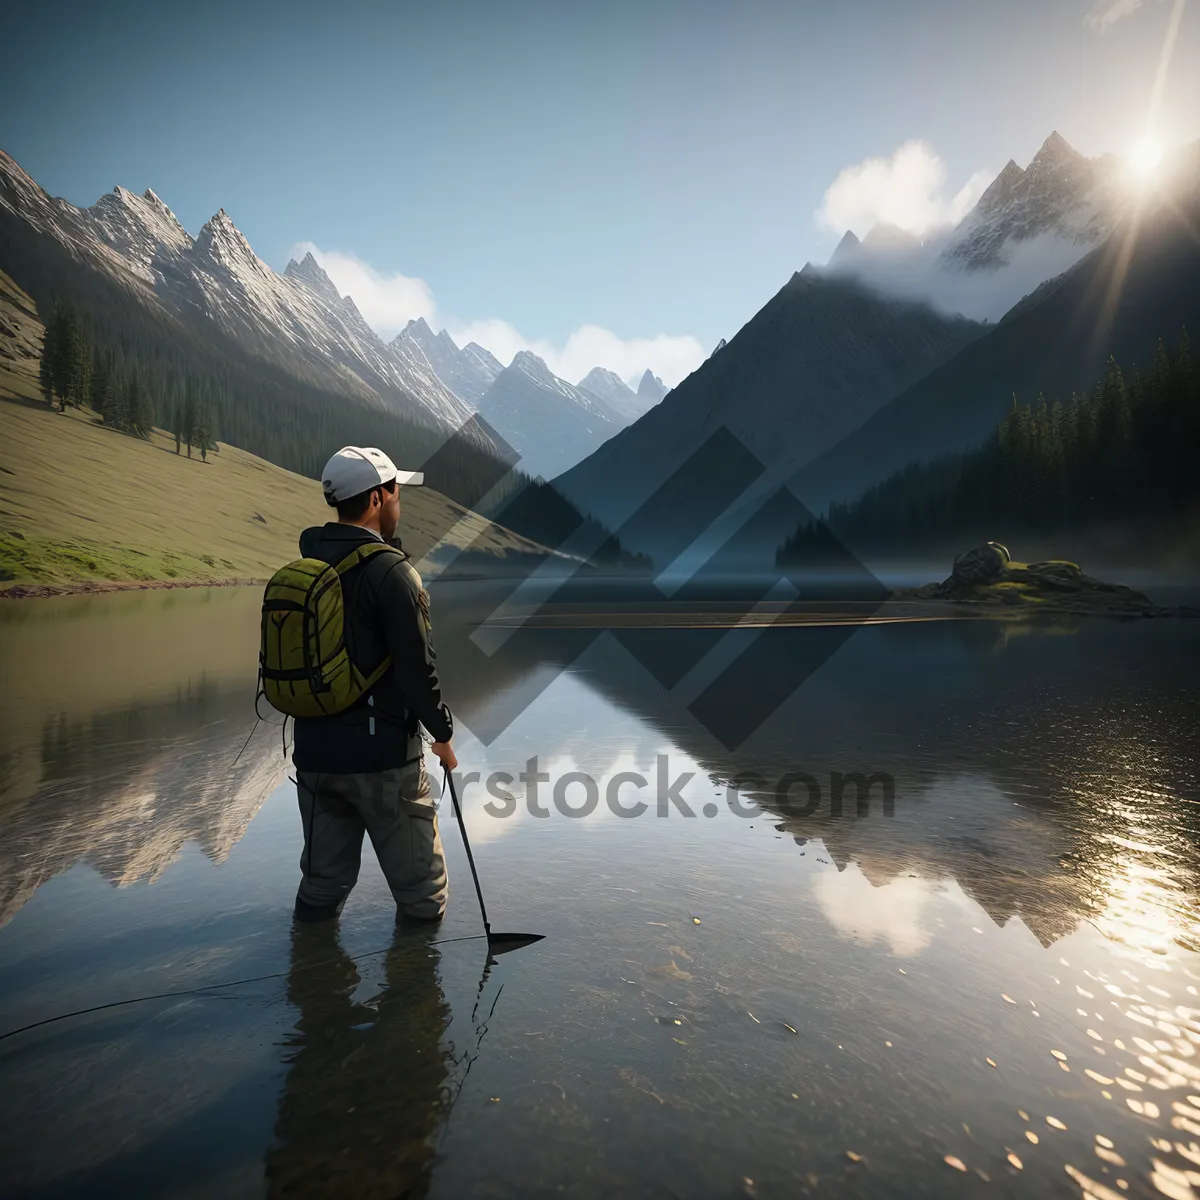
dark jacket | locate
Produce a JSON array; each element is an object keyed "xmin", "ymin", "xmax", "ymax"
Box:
[{"xmin": 291, "ymin": 523, "xmax": 453, "ymax": 774}]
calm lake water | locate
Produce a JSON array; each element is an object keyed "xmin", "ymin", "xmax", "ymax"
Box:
[{"xmin": 1, "ymin": 580, "xmax": 1199, "ymax": 1199}]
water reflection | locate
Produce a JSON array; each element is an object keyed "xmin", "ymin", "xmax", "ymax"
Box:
[
  {"xmin": 488, "ymin": 604, "xmax": 1199, "ymax": 955},
  {"xmin": 2, "ymin": 582, "xmax": 1199, "ymax": 1197},
  {"xmin": 266, "ymin": 926, "xmax": 454, "ymax": 1200},
  {"xmin": 0, "ymin": 587, "xmax": 282, "ymax": 926}
]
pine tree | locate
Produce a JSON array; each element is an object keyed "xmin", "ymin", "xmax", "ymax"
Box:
[
  {"xmin": 75, "ymin": 323, "xmax": 93, "ymax": 408},
  {"xmin": 89, "ymin": 351, "xmax": 110, "ymax": 415},
  {"xmin": 51, "ymin": 307, "xmax": 78, "ymax": 408},
  {"xmin": 103, "ymin": 371, "xmax": 128, "ymax": 430},
  {"xmin": 1176, "ymin": 328, "xmax": 1193, "ymax": 383},
  {"xmin": 39, "ymin": 311, "xmax": 57, "ymax": 409},
  {"xmin": 127, "ymin": 371, "xmax": 152, "ymax": 438},
  {"xmin": 792, "ymin": 334, "xmax": 1199, "ymax": 556},
  {"xmin": 194, "ymin": 399, "xmax": 212, "ymax": 462},
  {"xmin": 182, "ymin": 388, "xmax": 198, "ymax": 458},
  {"xmin": 194, "ymin": 400, "xmax": 218, "ymax": 460}
]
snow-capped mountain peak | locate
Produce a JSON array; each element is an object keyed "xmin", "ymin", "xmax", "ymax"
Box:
[
  {"xmin": 389, "ymin": 319, "xmax": 501, "ymax": 409},
  {"xmin": 0, "ymin": 148, "xmax": 482, "ymax": 435},
  {"xmin": 816, "ymin": 130, "xmax": 1197, "ymax": 320},
  {"xmin": 938, "ymin": 131, "xmax": 1113, "ymax": 272},
  {"xmin": 578, "ymin": 366, "xmax": 629, "ymax": 394},
  {"xmin": 195, "ymin": 208, "xmax": 266, "ymax": 276},
  {"xmin": 975, "ymin": 160, "xmax": 1025, "ymax": 216},
  {"xmin": 1030, "ymin": 129, "xmax": 1084, "ymax": 172},
  {"xmin": 284, "ymin": 251, "xmax": 341, "ymax": 302},
  {"xmin": 403, "ymin": 315, "xmax": 436, "ymax": 341},
  {"xmin": 511, "ymin": 349, "xmax": 556, "ymax": 383},
  {"xmin": 141, "ymin": 187, "xmax": 185, "ymax": 229},
  {"xmin": 578, "ymin": 366, "xmax": 667, "ymax": 424},
  {"xmin": 396, "ymin": 316, "xmax": 460, "ymax": 369},
  {"xmin": 86, "ymin": 184, "xmax": 192, "ymax": 280},
  {"xmin": 477, "ymin": 352, "xmax": 627, "ymax": 478},
  {"xmin": 461, "ymin": 343, "xmax": 503, "ymax": 379}
]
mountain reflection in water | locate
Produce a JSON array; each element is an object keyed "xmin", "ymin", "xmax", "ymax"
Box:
[
  {"xmin": 0, "ymin": 580, "xmax": 1198, "ymax": 1198},
  {"xmin": 0, "ymin": 587, "xmax": 284, "ymax": 927}
]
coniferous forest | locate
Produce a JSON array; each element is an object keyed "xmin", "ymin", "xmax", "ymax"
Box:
[
  {"xmin": 0, "ymin": 216, "xmax": 518, "ymax": 503},
  {"xmin": 28, "ymin": 293, "xmax": 642, "ymax": 564},
  {"xmin": 30, "ymin": 301, "xmax": 503, "ymax": 497},
  {"xmin": 778, "ymin": 333, "xmax": 1197, "ymax": 561}
]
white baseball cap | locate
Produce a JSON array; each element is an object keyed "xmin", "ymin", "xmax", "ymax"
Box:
[{"xmin": 321, "ymin": 446, "xmax": 424, "ymax": 505}]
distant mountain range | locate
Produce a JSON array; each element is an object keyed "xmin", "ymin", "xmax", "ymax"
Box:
[
  {"xmin": 0, "ymin": 152, "xmax": 475, "ymax": 428},
  {"xmin": 553, "ymin": 269, "xmax": 983, "ymax": 556},
  {"xmin": 553, "ymin": 131, "xmax": 1200, "ymax": 563},
  {"xmin": 577, "ymin": 366, "xmax": 668, "ymax": 425},
  {"xmin": 388, "ymin": 318, "xmax": 679, "ymax": 474},
  {"xmin": 797, "ymin": 186, "xmax": 1200, "ymax": 516},
  {"xmin": 393, "ymin": 316, "xmax": 502, "ymax": 407},
  {"xmin": 0, "ymin": 149, "xmax": 671, "ymax": 478},
  {"xmin": 6, "ymin": 131, "xmax": 1196, "ymax": 563},
  {"xmin": 475, "ymin": 351, "xmax": 628, "ymax": 478},
  {"xmin": 823, "ymin": 131, "xmax": 1199, "ymax": 322}
]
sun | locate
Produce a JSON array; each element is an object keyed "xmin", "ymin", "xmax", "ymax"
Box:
[{"xmin": 1128, "ymin": 136, "xmax": 1164, "ymax": 184}]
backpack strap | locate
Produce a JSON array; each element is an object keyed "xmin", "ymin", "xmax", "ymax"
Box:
[
  {"xmin": 332, "ymin": 541, "xmax": 405, "ymax": 700},
  {"xmin": 332, "ymin": 541, "xmax": 405, "ymax": 575}
]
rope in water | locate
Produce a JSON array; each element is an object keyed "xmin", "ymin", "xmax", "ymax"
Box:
[{"xmin": 0, "ymin": 933, "xmax": 488, "ymax": 1045}]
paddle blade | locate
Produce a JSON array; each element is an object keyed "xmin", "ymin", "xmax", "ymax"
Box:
[{"xmin": 486, "ymin": 933, "xmax": 545, "ymax": 957}]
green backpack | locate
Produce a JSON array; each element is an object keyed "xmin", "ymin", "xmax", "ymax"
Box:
[{"xmin": 260, "ymin": 542, "xmax": 400, "ymax": 718}]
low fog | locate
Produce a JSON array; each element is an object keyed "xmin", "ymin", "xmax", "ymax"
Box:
[{"xmin": 821, "ymin": 230, "xmax": 1097, "ymax": 324}]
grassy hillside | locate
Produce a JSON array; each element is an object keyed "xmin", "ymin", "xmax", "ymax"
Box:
[
  {"xmin": 0, "ymin": 276, "xmax": 559, "ymax": 590},
  {"xmin": 0, "ymin": 397, "xmax": 568, "ymax": 589},
  {"xmin": 0, "ymin": 267, "xmax": 42, "ymax": 394}
]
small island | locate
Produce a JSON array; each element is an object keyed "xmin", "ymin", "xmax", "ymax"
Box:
[{"xmin": 901, "ymin": 541, "xmax": 1193, "ymax": 617}]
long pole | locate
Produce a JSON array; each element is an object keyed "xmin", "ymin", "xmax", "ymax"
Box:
[{"xmin": 443, "ymin": 765, "xmax": 491, "ymax": 939}]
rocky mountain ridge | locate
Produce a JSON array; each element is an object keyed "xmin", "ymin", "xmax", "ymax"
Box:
[
  {"xmin": 476, "ymin": 350, "xmax": 627, "ymax": 478},
  {"xmin": 0, "ymin": 149, "xmax": 470, "ymax": 428}
]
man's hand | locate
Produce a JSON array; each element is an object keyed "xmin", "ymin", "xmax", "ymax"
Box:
[{"xmin": 430, "ymin": 741, "xmax": 458, "ymax": 771}]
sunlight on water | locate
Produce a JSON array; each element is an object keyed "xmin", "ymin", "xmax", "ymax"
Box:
[{"xmin": 0, "ymin": 585, "xmax": 1197, "ymax": 1198}]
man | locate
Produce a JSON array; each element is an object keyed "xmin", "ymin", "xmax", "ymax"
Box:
[{"xmin": 291, "ymin": 445, "xmax": 458, "ymax": 925}]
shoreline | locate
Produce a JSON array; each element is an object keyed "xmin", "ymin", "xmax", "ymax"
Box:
[
  {"xmin": 2, "ymin": 575, "xmax": 1197, "ymax": 613},
  {"xmin": 0, "ymin": 577, "xmax": 263, "ymax": 600}
]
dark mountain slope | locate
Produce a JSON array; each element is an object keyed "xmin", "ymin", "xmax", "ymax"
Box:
[
  {"xmin": 796, "ymin": 193, "xmax": 1200, "ymax": 513},
  {"xmin": 553, "ymin": 268, "xmax": 983, "ymax": 536}
]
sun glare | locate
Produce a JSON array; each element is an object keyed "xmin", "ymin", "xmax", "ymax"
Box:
[{"xmin": 1129, "ymin": 136, "xmax": 1164, "ymax": 184}]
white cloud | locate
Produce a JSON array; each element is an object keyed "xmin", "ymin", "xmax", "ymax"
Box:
[
  {"xmin": 289, "ymin": 243, "xmax": 704, "ymax": 389},
  {"xmin": 830, "ymin": 228, "xmax": 1098, "ymax": 323},
  {"xmin": 811, "ymin": 860, "xmax": 935, "ymax": 957},
  {"xmin": 816, "ymin": 140, "xmax": 991, "ymax": 239},
  {"xmin": 289, "ymin": 242, "xmax": 436, "ymax": 337},
  {"xmin": 447, "ymin": 318, "xmax": 704, "ymax": 390},
  {"xmin": 1085, "ymin": 0, "xmax": 1146, "ymax": 29}
]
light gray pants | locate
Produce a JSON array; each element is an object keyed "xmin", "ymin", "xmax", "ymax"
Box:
[{"xmin": 295, "ymin": 759, "xmax": 448, "ymax": 921}]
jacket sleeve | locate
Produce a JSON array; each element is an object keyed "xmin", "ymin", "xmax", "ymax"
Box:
[{"xmin": 375, "ymin": 558, "xmax": 454, "ymax": 743}]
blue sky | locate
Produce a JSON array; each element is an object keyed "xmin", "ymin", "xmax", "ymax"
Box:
[{"xmin": 4, "ymin": 0, "xmax": 1197, "ymax": 384}]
